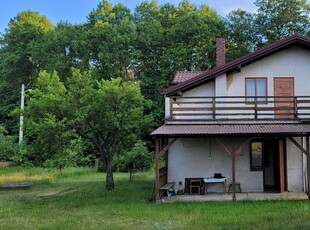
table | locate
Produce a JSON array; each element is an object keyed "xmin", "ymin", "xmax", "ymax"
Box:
[{"xmin": 203, "ymin": 178, "xmax": 226, "ymax": 193}]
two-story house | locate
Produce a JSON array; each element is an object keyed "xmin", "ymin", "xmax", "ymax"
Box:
[{"xmin": 151, "ymin": 34, "xmax": 310, "ymax": 200}]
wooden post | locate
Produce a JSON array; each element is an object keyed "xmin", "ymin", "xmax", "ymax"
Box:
[
  {"xmin": 279, "ymin": 139, "xmax": 285, "ymax": 193},
  {"xmin": 212, "ymin": 97, "xmax": 216, "ymax": 119},
  {"xmin": 254, "ymin": 98, "xmax": 258, "ymax": 119},
  {"xmin": 155, "ymin": 138, "xmax": 160, "ymax": 201},
  {"xmin": 306, "ymin": 135, "xmax": 310, "ymax": 199},
  {"xmin": 232, "ymin": 150, "xmax": 236, "ymax": 201},
  {"xmin": 169, "ymin": 97, "xmax": 174, "ymax": 119},
  {"xmin": 294, "ymin": 97, "xmax": 298, "ymax": 118}
]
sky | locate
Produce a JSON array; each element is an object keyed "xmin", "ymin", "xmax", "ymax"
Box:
[{"xmin": 0, "ymin": 0, "xmax": 260, "ymax": 34}]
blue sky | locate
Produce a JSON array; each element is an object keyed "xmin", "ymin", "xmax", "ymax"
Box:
[
  {"xmin": 0, "ymin": 0, "xmax": 299, "ymax": 34},
  {"xmin": 0, "ymin": 0, "xmax": 259, "ymax": 33}
]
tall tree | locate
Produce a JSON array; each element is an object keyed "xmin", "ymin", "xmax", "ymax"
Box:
[
  {"xmin": 31, "ymin": 23, "xmax": 90, "ymax": 81},
  {"xmin": 255, "ymin": 0, "xmax": 310, "ymax": 44},
  {"xmin": 134, "ymin": 0, "xmax": 225, "ymax": 126},
  {"xmin": 0, "ymin": 10, "xmax": 53, "ymax": 133},
  {"xmin": 24, "ymin": 69, "xmax": 152, "ymax": 190},
  {"xmin": 86, "ymin": 0, "xmax": 136, "ymax": 80},
  {"xmin": 66, "ymin": 70, "xmax": 152, "ymax": 190},
  {"xmin": 225, "ymin": 9, "xmax": 259, "ymax": 61}
]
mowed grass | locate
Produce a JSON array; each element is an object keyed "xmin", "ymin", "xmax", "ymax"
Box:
[{"xmin": 1, "ymin": 168, "xmax": 310, "ymax": 230}]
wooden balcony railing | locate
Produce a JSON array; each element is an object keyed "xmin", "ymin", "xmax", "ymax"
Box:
[{"xmin": 168, "ymin": 96, "xmax": 310, "ymax": 120}]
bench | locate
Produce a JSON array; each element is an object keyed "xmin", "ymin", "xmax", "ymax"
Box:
[{"xmin": 159, "ymin": 182, "xmax": 175, "ymax": 199}]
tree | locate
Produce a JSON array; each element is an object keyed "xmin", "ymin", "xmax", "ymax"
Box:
[
  {"xmin": 31, "ymin": 23, "xmax": 90, "ymax": 81},
  {"xmin": 0, "ymin": 125, "xmax": 16, "ymax": 161},
  {"xmin": 86, "ymin": 0, "xmax": 137, "ymax": 80},
  {"xmin": 0, "ymin": 10, "xmax": 53, "ymax": 133},
  {"xmin": 23, "ymin": 71, "xmax": 77, "ymax": 168},
  {"xmin": 66, "ymin": 69, "xmax": 153, "ymax": 190},
  {"xmin": 255, "ymin": 0, "xmax": 310, "ymax": 44},
  {"xmin": 114, "ymin": 140, "xmax": 153, "ymax": 180},
  {"xmin": 24, "ymin": 69, "xmax": 152, "ymax": 190},
  {"xmin": 134, "ymin": 0, "xmax": 225, "ymax": 126},
  {"xmin": 225, "ymin": 9, "xmax": 259, "ymax": 60}
]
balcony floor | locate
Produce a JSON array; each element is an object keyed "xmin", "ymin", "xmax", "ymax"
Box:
[{"xmin": 163, "ymin": 192, "xmax": 308, "ymax": 202}]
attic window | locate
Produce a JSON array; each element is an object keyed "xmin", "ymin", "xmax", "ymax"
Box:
[{"xmin": 245, "ymin": 78, "xmax": 267, "ymax": 102}]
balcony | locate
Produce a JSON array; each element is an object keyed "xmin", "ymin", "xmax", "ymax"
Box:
[{"xmin": 167, "ymin": 96, "xmax": 310, "ymax": 122}]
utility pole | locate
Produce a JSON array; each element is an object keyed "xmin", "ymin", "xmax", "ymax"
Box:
[{"xmin": 19, "ymin": 84, "xmax": 25, "ymax": 145}]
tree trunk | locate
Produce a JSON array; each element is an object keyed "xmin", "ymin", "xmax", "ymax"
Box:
[{"xmin": 105, "ymin": 156, "xmax": 114, "ymax": 190}]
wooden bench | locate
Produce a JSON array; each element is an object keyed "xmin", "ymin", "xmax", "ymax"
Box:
[{"xmin": 159, "ymin": 182, "xmax": 175, "ymax": 199}]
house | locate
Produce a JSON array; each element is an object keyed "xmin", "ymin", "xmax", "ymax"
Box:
[{"xmin": 151, "ymin": 34, "xmax": 310, "ymax": 200}]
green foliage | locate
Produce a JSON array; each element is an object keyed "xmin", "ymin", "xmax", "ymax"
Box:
[
  {"xmin": 23, "ymin": 69, "xmax": 152, "ymax": 189},
  {"xmin": 0, "ymin": 125, "xmax": 16, "ymax": 161},
  {"xmin": 66, "ymin": 69, "xmax": 153, "ymax": 189},
  {"xmin": 224, "ymin": 0, "xmax": 310, "ymax": 56},
  {"xmin": 87, "ymin": 0, "xmax": 137, "ymax": 80},
  {"xmin": 134, "ymin": 0, "xmax": 224, "ymax": 126},
  {"xmin": 31, "ymin": 23, "xmax": 90, "ymax": 81},
  {"xmin": 0, "ymin": 10, "xmax": 54, "ymax": 133},
  {"xmin": 114, "ymin": 140, "xmax": 153, "ymax": 180},
  {"xmin": 225, "ymin": 9, "xmax": 259, "ymax": 60},
  {"xmin": 24, "ymin": 71, "xmax": 79, "ymax": 169},
  {"xmin": 255, "ymin": 0, "xmax": 310, "ymax": 44}
]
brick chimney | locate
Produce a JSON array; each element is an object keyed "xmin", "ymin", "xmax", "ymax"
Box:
[{"xmin": 216, "ymin": 37, "xmax": 225, "ymax": 67}]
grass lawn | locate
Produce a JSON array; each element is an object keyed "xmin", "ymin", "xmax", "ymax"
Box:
[{"xmin": 0, "ymin": 167, "xmax": 310, "ymax": 230}]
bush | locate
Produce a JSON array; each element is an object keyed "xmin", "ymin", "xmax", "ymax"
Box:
[
  {"xmin": 114, "ymin": 140, "xmax": 153, "ymax": 180},
  {"xmin": 0, "ymin": 125, "xmax": 16, "ymax": 162}
]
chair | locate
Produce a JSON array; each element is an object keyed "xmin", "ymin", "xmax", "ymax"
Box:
[
  {"xmin": 228, "ymin": 182, "xmax": 242, "ymax": 193},
  {"xmin": 190, "ymin": 179, "xmax": 202, "ymax": 194}
]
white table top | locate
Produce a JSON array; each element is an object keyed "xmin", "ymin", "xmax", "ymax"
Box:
[{"xmin": 204, "ymin": 178, "xmax": 226, "ymax": 183}]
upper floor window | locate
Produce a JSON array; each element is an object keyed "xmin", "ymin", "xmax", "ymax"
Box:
[{"xmin": 245, "ymin": 78, "xmax": 267, "ymax": 102}]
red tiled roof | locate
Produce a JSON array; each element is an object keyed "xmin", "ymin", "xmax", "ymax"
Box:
[
  {"xmin": 164, "ymin": 34, "xmax": 310, "ymax": 96},
  {"xmin": 151, "ymin": 124, "xmax": 310, "ymax": 136},
  {"xmin": 172, "ymin": 71, "xmax": 208, "ymax": 83}
]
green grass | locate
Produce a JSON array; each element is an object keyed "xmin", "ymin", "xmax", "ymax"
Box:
[{"xmin": 1, "ymin": 168, "xmax": 310, "ymax": 229}]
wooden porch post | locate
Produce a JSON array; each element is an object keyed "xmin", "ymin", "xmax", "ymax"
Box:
[
  {"xmin": 216, "ymin": 138, "xmax": 251, "ymax": 201},
  {"xmin": 279, "ymin": 139, "xmax": 285, "ymax": 193},
  {"xmin": 306, "ymin": 135, "xmax": 310, "ymax": 199},
  {"xmin": 155, "ymin": 138, "xmax": 160, "ymax": 201},
  {"xmin": 232, "ymin": 151, "xmax": 236, "ymax": 201}
]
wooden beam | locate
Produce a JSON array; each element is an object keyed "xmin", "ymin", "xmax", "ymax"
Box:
[
  {"xmin": 279, "ymin": 139, "xmax": 285, "ymax": 193},
  {"xmin": 215, "ymin": 138, "xmax": 251, "ymax": 201},
  {"xmin": 306, "ymin": 136, "xmax": 310, "ymax": 199},
  {"xmin": 159, "ymin": 138, "xmax": 178, "ymax": 157},
  {"xmin": 232, "ymin": 150, "xmax": 236, "ymax": 201},
  {"xmin": 155, "ymin": 138, "xmax": 160, "ymax": 201},
  {"xmin": 216, "ymin": 138, "xmax": 252, "ymax": 157},
  {"xmin": 215, "ymin": 138, "xmax": 232, "ymax": 156},
  {"xmin": 288, "ymin": 137, "xmax": 307, "ymax": 155}
]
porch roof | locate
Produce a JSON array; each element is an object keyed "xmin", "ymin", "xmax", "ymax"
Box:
[{"xmin": 151, "ymin": 124, "xmax": 310, "ymax": 137}]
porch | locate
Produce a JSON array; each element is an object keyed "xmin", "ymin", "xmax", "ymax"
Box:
[
  {"xmin": 165, "ymin": 192, "xmax": 308, "ymax": 202},
  {"xmin": 152, "ymin": 127, "xmax": 310, "ymax": 201}
]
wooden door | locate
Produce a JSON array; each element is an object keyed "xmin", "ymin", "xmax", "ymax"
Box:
[{"xmin": 274, "ymin": 78, "xmax": 294, "ymax": 118}]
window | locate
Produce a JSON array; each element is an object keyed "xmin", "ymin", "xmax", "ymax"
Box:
[
  {"xmin": 245, "ymin": 78, "xmax": 267, "ymax": 102},
  {"xmin": 250, "ymin": 141, "xmax": 263, "ymax": 171}
]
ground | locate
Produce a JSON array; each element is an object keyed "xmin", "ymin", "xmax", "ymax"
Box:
[{"xmin": 0, "ymin": 167, "xmax": 310, "ymax": 229}]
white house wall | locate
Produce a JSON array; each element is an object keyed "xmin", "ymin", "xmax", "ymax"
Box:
[
  {"xmin": 171, "ymin": 80, "xmax": 215, "ymax": 119},
  {"xmin": 168, "ymin": 138, "xmax": 263, "ymax": 193},
  {"xmin": 227, "ymin": 46, "xmax": 310, "ymax": 97},
  {"xmin": 286, "ymin": 137, "xmax": 306, "ymax": 192}
]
